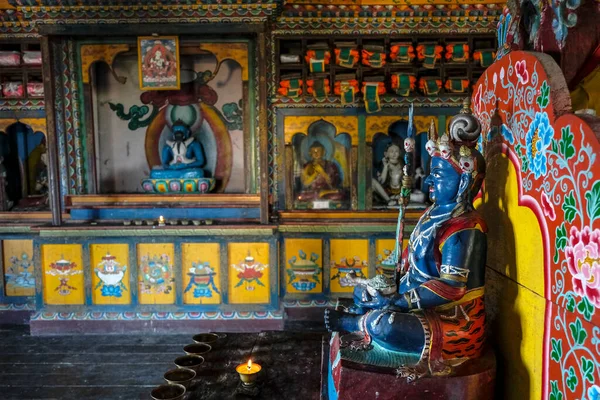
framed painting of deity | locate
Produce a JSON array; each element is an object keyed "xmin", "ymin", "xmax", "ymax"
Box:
[{"xmin": 137, "ymin": 36, "xmax": 180, "ymax": 91}]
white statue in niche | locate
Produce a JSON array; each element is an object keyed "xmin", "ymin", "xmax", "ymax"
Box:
[{"xmin": 372, "ymin": 142, "xmax": 404, "ymax": 206}]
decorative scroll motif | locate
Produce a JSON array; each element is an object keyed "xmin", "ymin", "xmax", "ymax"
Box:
[
  {"xmin": 275, "ymin": 3, "xmax": 502, "ymax": 31},
  {"xmin": 271, "ymin": 94, "xmax": 468, "ymax": 108},
  {"xmin": 80, "ymin": 44, "xmax": 130, "ymax": 85},
  {"xmin": 474, "ymin": 51, "xmax": 600, "ymax": 400},
  {"xmin": 53, "ymin": 40, "xmax": 69, "ymax": 200},
  {"xmin": 0, "ymin": 2, "xmax": 279, "ymax": 35}
]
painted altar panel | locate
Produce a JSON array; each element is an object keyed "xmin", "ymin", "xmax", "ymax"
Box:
[
  {"xmin": 182, "ymin": 243, "xmax": 221, "ymax": 305},
  {"xmin": 2, "ymin": 240, "xmax": 34, "ymax": 297},
  {"xmin": 41, "ymin": 244, "xmax": 84, "ymax": 305},
  {"xmin": 228, "ymin": 243, "xmax": 270, "ymax": 304},
  {"xmin": 330, "ymin": 239, "xmax": 368, "ymax": 294},
  {"xmin": 284, "ymin": 116, "xmax": 357, "ymax": 210},
  {"xmin": 137, "ymin": 243, "xmax": 175, "ymax": 305},
  {"xmin": 284, "ymin": 239, "xmax": 323, "ymax": 294},
  {"xmin": 92, "ymin": 41, "xmax": 249, "ymax": 194},
  {"xmin": 90, "ymin": 244, "xmax": 130, "ymax": 305}
]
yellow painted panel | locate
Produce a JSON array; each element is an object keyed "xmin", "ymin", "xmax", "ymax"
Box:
[
  {"xmin": 42, "ymin": 244, "xmax": 84, "ymax": 305},
  {"xmin": 330, "ymin": 239, "xmax": 368, "ymax": 293},
  {"xmin": 182, "ymin": 243, "xmax": 221, "ymax": 305},
  {"xmin": 375, "ymin": 239, "xmax": 408, "ymax": 278},
  {"xmin": 90, "ymin": 244, "xmax": 130, "ymax": 305},
  {"xmin": 228, "ymin": 243, "xmax": 270, "ymax": 304},
  {"xmin": 137, "ymin": 243, "xmax": 175, "ymax": 305},
  {"xmin": 3, "ymin": 240, "xmax": 34, "ymax": 297},
  {"xmin": 486, "ymin": 269, "xmax": 544, "ymax": 400},
  {"xmin": 475, "ymin": 152, "xmax": 544, "ymax": 296},
  {"xmin": 285, "ymin": 239, "xmax": 323, "ymax": 294}
]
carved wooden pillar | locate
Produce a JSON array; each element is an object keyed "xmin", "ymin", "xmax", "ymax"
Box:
[{"xmin": 41, "ymin": 36, "xmax": 62, "ymax": 226}]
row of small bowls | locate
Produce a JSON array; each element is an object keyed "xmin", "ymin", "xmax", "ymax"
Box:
[{"xmin": 151, "ymin": 333, "xmax": 225, "ymax": 400}]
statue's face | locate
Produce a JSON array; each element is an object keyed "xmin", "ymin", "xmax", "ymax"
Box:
[
  {"xmin": 424, "ymin": 157, "xmax": 461, "ymax": 205},
  {"xmin": 310, "ymin": 146, "xmax": 324, "ymax": 161},
  {"xmin": 386, "ymin": 145, "xmax": 401, "ymax": 163},
  {"xmin": 173, "ymin": 125, "xmax": 189, "ymax": 141}
]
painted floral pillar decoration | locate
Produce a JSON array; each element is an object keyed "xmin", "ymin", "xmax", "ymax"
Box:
[{"xmin": 474, "ymin": 51, "xmax": 600, "ymax": 400}]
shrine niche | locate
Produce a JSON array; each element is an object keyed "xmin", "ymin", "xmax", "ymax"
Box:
[
  {"xmin": 84, "ymin": 40, "xmax": 251, "ymax": 195},
  {"xmin": 367, "ymin": 114, "xmax": 440, "ymax": 209},
  {"xmin": 283, "ymin": 116, "xmax": 357, "ymax": 211},
  {"xmin": 0, "ymin": 119, "xmax": 48, "ymax": 212}
]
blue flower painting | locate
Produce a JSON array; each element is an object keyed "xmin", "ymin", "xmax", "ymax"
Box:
[{"xmin": 526, "ymin": 111, "xmax": 554, "ymax": 179}]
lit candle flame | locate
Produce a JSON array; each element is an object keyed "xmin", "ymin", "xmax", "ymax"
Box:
[
  {"xmin": 159, "ymin": 216, "xmax": 165, "ymax": 223},
  {"xmin": 247, "ymin": 359, "xmax": 252, "ymax": 370}
]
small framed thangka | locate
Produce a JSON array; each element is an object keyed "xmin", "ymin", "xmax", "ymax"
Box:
[{"xmin": 137, "ymin": 36, "xmax": 180, "ymax": 90}]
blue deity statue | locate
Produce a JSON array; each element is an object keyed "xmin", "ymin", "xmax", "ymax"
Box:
[
  {"xmin": 149, "ymin": 120, "xmax": 207, "ymax": 179},
  {"xmin": 325, "ymin": 101, "xmax": 487, "ymax": 379},
  {"xmin": 143, "ymin": 120, "xmax": 215, "ymax": 193}
]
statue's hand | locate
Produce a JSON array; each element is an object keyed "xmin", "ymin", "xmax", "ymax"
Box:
[
  {"xmin": 353, "ymin": 285, "xmax": 390, "ymax": 309},
  {"xmin": 170, "ymin": 163, "xmax": 186, "ymax": 170}
]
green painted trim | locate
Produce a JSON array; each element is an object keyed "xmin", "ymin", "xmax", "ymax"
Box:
[
  {"xmin": 278, "ymin": 225, "xmax": 415, "ymax": 233},
  {"xmin": 39, "ymin": 228, "xmax": 275, "ymax": 237},
  {"xmin": 0, "ymin": 226, "xmax": 32, "ymax": 234},
  {"xmin": 248, "ymin": 39, "xmax": 257, "ymax": 193},
  {"xmin": 438, "ymin": 114, "xmax": 447, "ymax": 136},
  {"xmin": 357, "ymin": 114, "xmax": 366, "ymax": 210}
]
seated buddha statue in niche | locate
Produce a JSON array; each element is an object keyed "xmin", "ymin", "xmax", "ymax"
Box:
[
  {"xmin": 298, "ymin": 141, "xmax": 344, "ymax": 201},
  {"xmin": 325, "ymin": 102, "xmax": 487, "ymax": 379},
  {"xmin": 149, "ymin": 120, "xmax": 207, "ymax": 180}
]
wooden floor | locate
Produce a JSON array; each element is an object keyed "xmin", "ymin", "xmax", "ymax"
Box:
[{"xmin": 0, "ymin": 324, "xmax": 325, "ymax": 400}]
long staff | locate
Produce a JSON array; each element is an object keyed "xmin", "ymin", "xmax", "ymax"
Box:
[{"xmin": 393, "ymin": 104, "xmax": 415, "ymax": 287}]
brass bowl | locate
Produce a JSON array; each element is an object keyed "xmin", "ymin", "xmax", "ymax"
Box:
[
  {"xmin": 192, "ymin": 332, "xmax": 224, "ymax": 345},
  {"xmin": 236, "ymin": 363, "xmax": 262, "ymax": 387},
  {"xmin": 174, "ymin": 354, "xmax": 204, "ymax": 372},
  {"xmin": 163, "ymin": 368, "xmax": 196, "ymax": 389},
  {"xmin": 183, "ymin": 343, "xmax": 212, "ymax": 356},
  {"xmin": 150, "ymin": 383, "xmax": 186, "ymax": 400}
]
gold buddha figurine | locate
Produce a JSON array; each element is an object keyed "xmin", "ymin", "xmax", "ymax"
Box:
[{"xmin": 298, "ymin": 141, "xmax": 344, "ymax": 201}]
